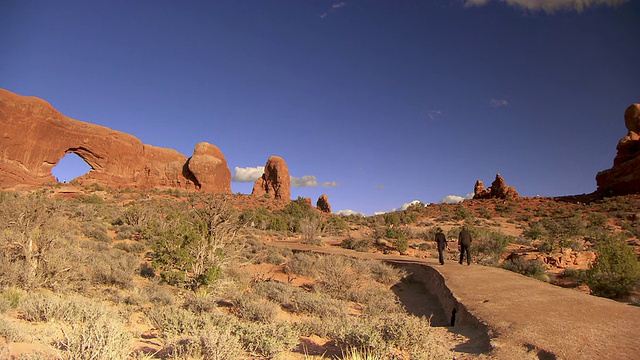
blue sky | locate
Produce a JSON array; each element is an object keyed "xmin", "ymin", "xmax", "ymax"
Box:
[{"xmin": 1, "ymin": 0, "xmax": 639, "ymax": 215}]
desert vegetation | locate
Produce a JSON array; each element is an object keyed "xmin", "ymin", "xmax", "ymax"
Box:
[
  {"xmin": 0, "ymin": 188, "xmax": 450, "ymax": 359},
  {"xmin": 0, "ymin": 185, "xmax": 639, "ymax": 358}
]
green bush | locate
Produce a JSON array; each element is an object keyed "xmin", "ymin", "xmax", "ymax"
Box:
[
  {"xmin": 586, "ymin": 235, "xmax": 640, "ymax": 298},
  {"xmin": 501, "ymin": 257, "xmax": 550, "ymax": 282}
]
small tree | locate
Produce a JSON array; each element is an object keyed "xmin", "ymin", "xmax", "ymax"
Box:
[{"xmin": 586, "ymin": 234, "xmax": 640, "ymax": 299}]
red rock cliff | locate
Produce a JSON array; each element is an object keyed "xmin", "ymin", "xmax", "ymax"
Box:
[
  {"xmin": 0, "ymin": 88, "xmax": 231, "ymax": 192},
  {"xmin": 596, "ymin": 104, "xmax": 640, "ymax": 195}
]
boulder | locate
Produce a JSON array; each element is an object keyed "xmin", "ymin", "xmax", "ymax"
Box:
[
  {"xmin": 0, "ymin": 88, "xmax": 231, "ymax": 192},
  {"xmin": 316, "ymin": 194, "xmax": 332, "ymax": 213},
  {"xmin": 251, "ymin": 156, "xmax": 291, "ymax": 200},
  {"xmin": 473, "ymin": 174, "xmax": 519, "ymax": 199},
  {"xmin": 596, "ymin": 104, "xmax": 640, "ymax": 195},
  {"xmin": 186, "ymin": 142, "xmax": 232, "ymax": 193}
]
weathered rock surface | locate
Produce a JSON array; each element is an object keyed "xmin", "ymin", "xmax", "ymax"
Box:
[
  {"xmin": 316, "ymin": 194, "xmax": 332, "ymax": 213},
  {"xmin": 251, "ymin": 156, "xmax": 291, "ymax": 200},
  {"xmin": 0, "ymin": 88, "xmax": 231, "ymax": 192},
  {"xmin": 186, "ymin": 142, "xmax": 232, "ymax": 193},
  {"xmin": 473, "ymin": 174, "xmax": 519, "ymax": 199},
  {"xmin": 596, "ymin": 104, "xmax": 640, "ymax": 195}
]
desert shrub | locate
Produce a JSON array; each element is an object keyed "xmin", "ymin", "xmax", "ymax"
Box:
[
  {"xmin": 586, "ymin": 234, "xmax": 640, "ymax": 298},
  {"xmin": 264, "ymin": 247, "xmax": 287, "ymax": 265},
  {"xmin": 89, "ymin": 248, "xmax": 139, "ymax": 288},
  {"xmin": 54, "ymin": 313, "xmax": 131, "ymax": 360},
  {"xmin": 81, "ymin": 222, "xmax": 112, "ymax": 243},
  {"xmin": 358, "ymin": 286, "xmax": 403, "ymax": 317},
  {"xmin": 299, "ymin": 216, "xmax": 322, "ymax": 245},
  {"xmin": 0, "ymin": 192, "xmax": 74, "ymax": 289},
  {"xmin": 340, "ymin": 237, "xmax": 373, "ymax": 252},
  {"xmin": 362, "ymin": 260, "xmax": 405, "ymax": 286},
  {"xmin": 501, "ymin": 257, "xmax": 550, "ymax": 282},
  {"xmin": 314, "ymin": 255, "xmax": 368, "ymax": 300},
  {"xmin": 184, "ymin": 288, "xmax": 218, "ymax": 314},
  {"xmin": 323, "ymin": 215, "xmax": 349, "ymax": 235},
  {"xmin": 163, "ymin": 328, "xmax": 244, "ymax": 360},
  {"xmin": 114, "ymin": 224, "xmax": 137, "ymax": 240},
  {"xmin": 469, "ymin": 227, "xmax": 511, "ymax": 265},
  {"xmin": 291, "ymin": 290, "xmax": 349, "ymax": 318},
  {"xmin": 76, "ymin": 194, "xmax": 104, "ymax": 204},
  {"xmin": 145, "ymin": 305, "xmax": 210, "ymax": 337},
  {"xmin": 161, "ymin": 270, "xmax": 186, "ymax": 287},
  {"xmin": 114, "ymin": 240, "xmax": 147, "ymax": 253},
  {"xmin": 142, "ymin": 282, "xmax": 175, "ymax": 306},
  {"xmin": 527, "ymin": 213, "xmax": 586, "ymax": 253},
  {"xmin": 252, "ymin": 280, "xmax": 296, "ymax": 307},
  {"xmin": 234, "ymin": 320, "xmax": 298, "ymax": 358},
  {"xmin": 393, "ymin": 233, "xmax": 409, "ymax": 254},
  {"xmin": 278, "ymin": 197, "xmax": 320, "ymax": 232},
  {"xmin": 0, "ymin": 316, "xmax": 23, "ymax": 342},
  {"xmin": 453, "ymin": 204, "xmax": 473, "ymax": 220},
  {"xmin": 587, "ymin": 213, "xmax": 608, "ymax": 228},
  {"xmin": 0, "ymin": 298, "xmax": 9, "ymax": 314},
  {"xmin": 234, "ymin": 293, "xmax": 279, "ymax": 323},
  {"xmin": 337, "ymin": 319, "xmax": 388, "ymax": 356},
  {"xmin": 150, "ymin": 195, "xmax": 245, "ymax": 288},
  {"xmin": 285, "ymin": 251, "xmax": 321, "ymax": 278},
  {"xmin": 20, "ymin": 293, "xmax": 111, "ymax": 324},
  {"xmin": 1, "ymin": 286, "xmax": 26, "ymax": 309}
]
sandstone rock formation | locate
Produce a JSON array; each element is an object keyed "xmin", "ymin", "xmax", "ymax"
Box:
[
  {"xmin": 316, "ymin": 194, "xmax": 332, "ymax": 213},
  {"xmin": 0, "ymin": 88, "xmax": 231, "ymax": 192},
  {"xmin": 251, "ymin": 156, "xmax": 291, "ymax": 200},
  {"xmin": 473, "ymin": 174, "xmax": 519, "ymax": 199},
  {"xmin": 596, "ymin": 104, "xmax": 640, "ymax": 195}
]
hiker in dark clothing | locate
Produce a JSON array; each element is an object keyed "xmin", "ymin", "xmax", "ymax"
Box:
[
  {"xmin": 435, "ymin": 227, "xmax": 447, "ymax": 265},
  {"xmin": 458, "ymin": 226, "xmax": 472, "ymax": 265}
]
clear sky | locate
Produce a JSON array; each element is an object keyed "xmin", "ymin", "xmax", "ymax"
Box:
[{"xmin": 1, "ymin": 0, "xmax": 639, "ymax": 215}]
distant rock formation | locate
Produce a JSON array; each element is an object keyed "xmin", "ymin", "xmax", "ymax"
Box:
[
  {"xmin": 251, "ymin": 156, "xmax": 291, "ymax": 200},
  {"xmin": 473, "ymin": 174, "xmax": 519, "ymax": 199},
  {"xmin": 316, "ymin": 194, "xmax": 332, "ymax": 213},
  {"xmin": 0, "ymin": 88, "xmax": 231, "ymax": 192},
  {"xmin": 596, "ymin": 104, "xmax": 640, "ymax": 195}
]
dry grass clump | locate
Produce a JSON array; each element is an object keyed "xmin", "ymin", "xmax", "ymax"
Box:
[{"xmin": 19, "ymin": 292, "xmax": 132, "ymax": 359}]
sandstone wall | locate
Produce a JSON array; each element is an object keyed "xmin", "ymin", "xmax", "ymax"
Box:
[{"xmin": 0, "ymin": 88, "xmax": 231, "ymax": 192}]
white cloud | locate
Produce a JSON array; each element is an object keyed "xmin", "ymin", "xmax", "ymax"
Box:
[
  {"xmin": 399, "ymin": 200, "xmax": 425, "ymax": 211},
  {"xmin": 490, "ymin": 99, "xmax": 508, "ymax": 108},
  {"xmin": 441, "ymin": 194, "xmax": 474, "ymax": 204},
  {"xmin": 322, "ymin": 181, "xmax": 340, "ymax": 187},
  {"xmin": 320, "ymin": 2, "xmax": 347, "ymax": 18},
  {"xmin": 337, "ymin": 209, "xmax": 365, "ymax": 216},
  {"xmin": 291, "ymin": 175, "xmax": 318, "ymax": 187},
  {"xmin": 465, "ymin": 0, "xmax": 627, "ymax": 13},
  {"xmin": 427, "ymin": 110, "xmax": 442, "ymax": 121},
  {"xmin": 373, "ymin": 211, "xmax": 388, "ymax": 216},
  {"xmin": 232, "ymin": 166, "xmax": 264, "ymax": 182}
]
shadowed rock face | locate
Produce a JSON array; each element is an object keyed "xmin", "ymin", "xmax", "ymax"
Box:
[
  {"xmin": 597, "ymin": 104, "xmax": 640, "ymax": 195},
  {"xmin": 316, "ymin": 194, "xmax": 332, "ymax": 213},
  {"xmin": 0, "ymin": 88, "xmax": 231, "ymax": 192},
  {"xmin": 252, "ymin": 156, "xmax": 291, "ymax": 200}
]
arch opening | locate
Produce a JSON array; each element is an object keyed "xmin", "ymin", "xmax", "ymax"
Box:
[{"xmin": 52, "ymin": 152, "xmax": 92, "ymax": 183}]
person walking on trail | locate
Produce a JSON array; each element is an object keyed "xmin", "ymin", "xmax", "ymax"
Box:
[
  {"xmin": 435, "ymin": 227, "xmax": 447, "ymax": 265},
  {"xmin": 458, "ymin": 226, "xmax": 472, "ymax": 265}
]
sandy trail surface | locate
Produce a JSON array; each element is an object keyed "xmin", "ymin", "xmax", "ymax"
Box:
[{"xmin": 270, "ymin": 239, "xmax": 640, "ymax": 360}]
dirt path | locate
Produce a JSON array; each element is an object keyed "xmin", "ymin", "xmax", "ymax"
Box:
[{"xmin": 269, "ymin": 239, "xmax": 640, "ymax": 359}]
